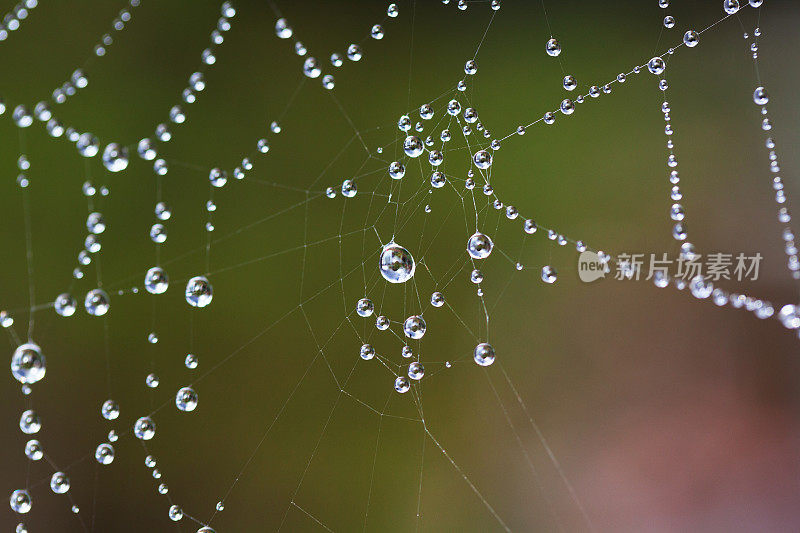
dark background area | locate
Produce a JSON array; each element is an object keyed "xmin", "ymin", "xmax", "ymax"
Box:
[{"xmin": 1, "ymin": 0, "xmax": 800, "ymax": 531}]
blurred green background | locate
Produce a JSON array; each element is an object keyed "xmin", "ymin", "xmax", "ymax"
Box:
[{"xmin": 2, "ymin": 0, "xmax": 800, "ymax": 531}]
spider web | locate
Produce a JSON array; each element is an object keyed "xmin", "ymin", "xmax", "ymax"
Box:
[{"xmin": 3, "ymin": 0, "xmax": 799, "ymax": 531}]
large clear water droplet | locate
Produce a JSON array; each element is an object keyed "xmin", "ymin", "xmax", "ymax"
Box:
[
  {"xmin": 753, "ymin": 86, "xmax": 769, "ymax": 105},
  {"xmin": 356, "ymin": 298, "xmax": 374, "ymax": 317},
  {"xmin": 50, "ymin": 472, "xmax": 70, "ymax": 494},
  {"xmin": 545, "ymin": 38, "xmax": 561, "ymax": 57},
  {"xmin": 185, "ymin": 276, "xmax": 213, "ymax": 307},
  {"xmin": 19, "ymin": 410, "xmax": 41, "ymax": 434},
  {"xmin": 541, "ymin": 266, "xmax": 558, "ymax": 284},
  {"xmin": 394, "ymin": 376, "xmax": 410, "ymax": 393},
  {"xmin": 723, "ymin": 0, "xmax": 740, "ymax": 14},
  {"xmin": 403, "ymin": 315, "xmax": 426, "ymax": 339},
  {"xmin": 84, "ymin": 289, "xmax": 110, "ymax": 316},
  {"xmin": 145, "ymin": 267, "xmax": 169, "ymax": 294},
  {"xmin": 95, "ymin": 443, "xmax": 115, "ymax": 465},
  {"xmin": 24, "ymin": 440, "xmax": 43, "ymax": 461},
  {"xmin": 101, "ymin": 399, "xmax": 120, "ymax": 420},
  {"xmin": 9, "ymin": 490, "xmax": 31, "ymax": 514},
  {"xmin": 175, "ymin": 387, "xmax": 198, "ymax": 412},
  {"xmin": 473, "ymin": 150, "xmax": 492, "ymax": 169},
  {"xmin": 102, "ymin": 143, "xmax": 129, "ymax": 172},
  {"xmin": 77, "ymin": 133, "xmax": 99, "ymax": 157},
  {"xmin": 11, "ymin": 343, "xmax": 45, "ymax": 385},
  {"xmin": 275, "ymin": 18, "xmax": 292, "ymax": 38},
  {"xmin": 379, "ymin": 243, "xmax": 415, "ymax": 283},
  {"xmin": 403, "ymin": 136, "xmax": 423, "ymax": 157},
  {"xmin": 134, "ymin": 416, "xmax": 156, "ymax": 440},
  {"xmin": 467, "ymin": 232, "xmax": 493, "ymax": 259},
  {"xmin": 474, "ymin": 342, "xmax": 495, "ymax": 366},
  {"xmin": 778, "ymin": 304, "xmax": 800, "ymax": 329},
  {"xmin": 648, "ymin": 57, "xmax": 665, "ymax": 75}
]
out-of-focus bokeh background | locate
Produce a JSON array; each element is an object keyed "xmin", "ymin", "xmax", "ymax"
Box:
[{"xmin": 1, "ymin": 0, "xmax": 800, "ymax": 531}]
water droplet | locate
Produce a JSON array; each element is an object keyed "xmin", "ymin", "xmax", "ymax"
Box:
[
  {"xmin": 146, "ymin": 373, "xmax": 160, "ymax": 388},
  {"xmin": 85, "ymin": 289, "xmax": 110, "ymax": 316},
  {"xmin": 95, "ymin": 443, "xmax": 114, "ymax": 465},
  {"xmin": 375, "ymin": 315, "xmax": 390, "ymax": 331},
  {"xmin": 185, "ymin": 353, "xmax": 198, "ymax": 369},
  {"xmin": 379, "ymin": 243, "xmax": 415, "ymax": 283},
  {"xmin": 467, "ymin": 232, "xmax": 493, "ymax": 259},
  {"xmin": 176, "ymin": 387, "xmax": 198, "ymax": 412},
  {"xmin": 144, "ymin": 267, "xmax": 169, "ymax": 294},
  {"xmin": 302, "ymin": 57, "xmax": 321, "ymax": 78},
  {"xmin": 341, "ymin": 179, "xmax": 356, "ymax": 197},
  {"xmin": 545, "ymin": 38, "xmax": 561, "ymax": 57},
  {"xmin": 155, "ymin": 202, "xmax": 171, "ymax": 220},
  {"xmin": 723, "ymin": 0, "xmax": 740, "ymax": 14},
  {"xmin": 777, "ymin": 304, "xmax": 800, "ymax": 329},
  {"xmin": 50, "ymin": 472, "xmax": 70, "ymax": 494},
  {"xmin": 169, "ymin": 505, "xmax": 184, "ymax": 521},
  {"xmin": 9, "ymin": 490, "xmax": 31, "ymax": 514},
  {"xmin": 102, "ymin": 143, "xmax": 129, "ymax": 172},
  {"xmin": 419, "ymin": 104, "xmax": 434, "ymax": 120},
  {"xmin": 403, "ymin": 136, "xmax": 423, "ymax": 158},
  {"xmin": 275, "ymin": 17, "xmax": 292, "ymax": 38},
  {"xmin": 209, "ymin": 168, "xmax": 227, "ymax": 187},
  {"xmin": 134, "ymin": 416, "xmax": 156, "ymax": 440},
  {"xmin": 473, "ymin": 149, "xmax": 492, "ymax": 169},
  {"xmin": 77, "ymin": 133, "xmax": 99, "ymax": 157},
  {"xmin": 185, "ymin": 276, "xmax": 213, "ymax": 307},
  {"xmin": 389, "ymin": 161, "xmax": 406, "ymax": 179},
  {"xmin": 648, "ymin": 57, "xmax": 665, "ymax": 75},
  {"xmin": 13, "ymin": 105, "xmax": 33, "ymax": 128},
  {"xmin": 541, "ymin": 266, "xmax": 557, "ymax": 284},
  {"xmin": 24, "ymin": 439, "xmax": 42, "ymax": 460},
  {"xmin": 474, "ymin": 343, "xmax": 495, "ymax": 366},
  {"xmin": 430, "ymin": 292, "xmax": 444, "ymax": 307},
  {"xmin": 347, "ymin": 43, "xmax": 362, "ymax": 61},
  {"xmin": 360, "ymin": 344, "xmax": 375, "ymax": 360},
  {"xmin": 403, "ymin": 315, "xmax": 426, "ymax": 339},
  {"xmin": 394, "ymin": 376, "xmax": 410, "ymax": 393},
  {"xmin": 471, "ymin": 269, "xmax": 484, "ymax": 284},
  {"xmin": 690, "ymin": 275, "xmax": 713, "ymax": 298},
  {"xmin": 11, "ymin": 343, "xmax": 45, "ymax": 385},
  {"xmin": 102, "ymin": 399, "xmax": 120, "ymax": 420},
  {"xmin": 156, "ymin": 123, "xmax": 171, "ymax": 142},
  {"xmin": 753, "ymin": 86, "xmax": 769, "ymax": 105},
  {"xmin": 672, "ymin": 222, "xmax": 687, "ymax": 240},
  {"xmin": 356, "ymin": 298, "xmax": 374, "ymax": 317}
]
